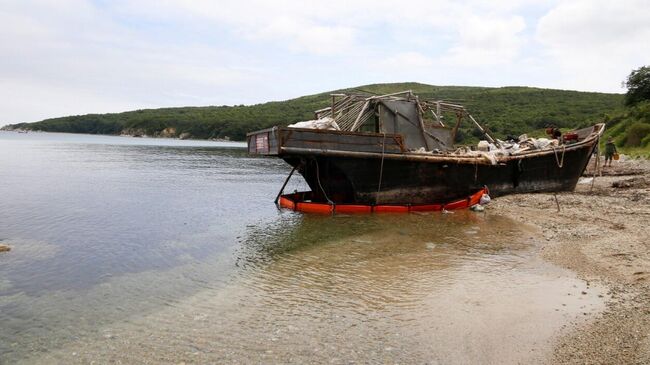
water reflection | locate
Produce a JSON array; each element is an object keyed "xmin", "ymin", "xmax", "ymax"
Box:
[
  {"xmin": 211, "ymin": 212, "xmax": 604, "ymax": 364},
  {"xmin": 237, "ymin": 210, "xmax": 524, "ymax": 268},
  {"xmin": 236, "ymin": 212, "xmax": 531, "ymax": 315}
]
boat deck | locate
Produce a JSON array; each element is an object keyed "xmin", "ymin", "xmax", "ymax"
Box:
[{"xmin": 247, "ymin": 127, "xmax": 406, "ymax": 156}]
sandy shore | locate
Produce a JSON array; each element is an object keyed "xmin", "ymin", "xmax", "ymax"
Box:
[{"xmin": 492, "ymin": 157, "xmax": 650, "ymax": 364}]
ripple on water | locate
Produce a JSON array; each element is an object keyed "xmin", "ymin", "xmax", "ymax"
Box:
[{"xmin": 5, "ymin": 212, "xmax": 607, "ymax": 365}]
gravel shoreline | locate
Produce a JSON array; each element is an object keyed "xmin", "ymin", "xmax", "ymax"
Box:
[{"xmin": 492, "ymin": 157, "xmax": 650, "ymax": 364}]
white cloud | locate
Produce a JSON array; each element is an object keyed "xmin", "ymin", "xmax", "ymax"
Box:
[
  {"xmin": 0, "ymin": 1, "xmax": 264, "ymax": 124},
  {"xmin": 109, "ymin": 0, "xmax": 363, "ymax": 55},
  {"xmin": 251, "ymin": 17, "xmax": 357, "ymax": 55},
  {"xmin": 443, "ymin": 15, "xmax": 526, "ymax": 66},
  {"xmin": 536, "ymin": 0, "xmax": 650, "ymax": 91},
  {"xmin": 537, "ymin": 0, "xmax": 650, "ymax": 47},
  {"xmin": 379, "ymin": 52, "xmax": 434, "ymax": 69},
  {"xmin": 0, "ymin": 78, "xmax": 144, "ymax": 124},
  {"xmin": 105, "ymin": 0, "xmax": 493, "ymax": 55},
  {"xmin": 2, "ymin": 0, "xmax": 646, "ymax": 125}
]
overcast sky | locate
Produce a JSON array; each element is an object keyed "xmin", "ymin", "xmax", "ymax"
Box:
[{"xmin": 1, "ymin": 0, "xmax": 649, "ymax": 126}]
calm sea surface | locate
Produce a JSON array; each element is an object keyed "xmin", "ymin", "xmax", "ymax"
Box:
[{"xmin": 0, "ymin": 131, "xmax": 604, "ymax": 364}]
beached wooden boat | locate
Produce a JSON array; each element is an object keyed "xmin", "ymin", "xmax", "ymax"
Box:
[{"xmin": 247, "ymin": 91, "xmax": 604, "ymax": 206}]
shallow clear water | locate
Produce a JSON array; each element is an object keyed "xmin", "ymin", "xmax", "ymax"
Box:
[{"xmin": 0, "ymin": 131, "xmax": 604, "ymax": 364}]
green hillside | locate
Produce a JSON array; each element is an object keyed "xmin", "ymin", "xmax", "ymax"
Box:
[
  {"xmin": 600, "ymin": 101, "xmax": 650, "ymax": 158},
  {"xmin": 3, "ymin": 83, "xmax": 624, "ymax": 142}
]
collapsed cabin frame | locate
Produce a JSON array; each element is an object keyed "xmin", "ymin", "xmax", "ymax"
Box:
[{"xmin": 313, "ymin": 90, "xmax": 497, "ymax": 151}]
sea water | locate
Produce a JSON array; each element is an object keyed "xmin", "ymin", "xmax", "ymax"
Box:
[{"xmin": 0, "ymin": 131, "xmax": 604, "ymax": 364}]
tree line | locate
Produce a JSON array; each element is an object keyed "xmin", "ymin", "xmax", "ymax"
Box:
[{"xmin": 4, "ymin": 83, "xmax": 625, "ymax": 143}]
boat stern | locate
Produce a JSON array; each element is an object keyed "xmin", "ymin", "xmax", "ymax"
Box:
[{"xmin": 247, "ymin": 127, "xmax": 280, "ymax": 156}]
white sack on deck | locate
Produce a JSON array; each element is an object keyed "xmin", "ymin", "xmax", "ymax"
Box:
[
  {"xmin": 479, "ymin": 151, "xmax": 498, "ymax": 165},
  {"xmin": 454, "ymin": 149, "xmax": 499, "ymax": 165},
  {"xmin": 530, "ymin": 138, "xmax": 558, "ymax": 149},
  {"xmin": 288, "ymin": 117, "xmax": 340, "ymax": 130}
]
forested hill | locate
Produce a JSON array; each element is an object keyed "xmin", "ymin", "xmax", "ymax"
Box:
[{"xmin": 3, "ymin": 83, "xmax": 623, "ymax": 142}]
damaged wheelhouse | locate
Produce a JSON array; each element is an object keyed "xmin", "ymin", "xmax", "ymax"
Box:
[{"xmin": 247, "ymin": 90, "xmax": 604, "ymax": 207}]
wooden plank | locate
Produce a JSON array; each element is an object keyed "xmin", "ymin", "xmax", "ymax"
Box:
[
  {"xmin": 350, "ymin": 100, "xmax": 370, "ymax": 131},
  {"xmin": 296, "ymin": 140, "xmax": 399, "ymax": 151},
  {"xmin": 280, "ymin": 129, "xmax": 400, "ymax": 146},
  {"xmin": 283, "ymin": 136, "xmax": 402, "ymax": 150},
  {"xmin": 277, "ymin": 127, "xmax": 400, "ymax": 139},
  {"xmin": 286, "ymin": 135, "xmax": 402, "ymax": 148},
  {"xmin": 281, "ymin": 146, "xmax": 494, "ymax": 165},
  {"xmin": 296, "ymin": 141, "xmax": 403, "ymax": 154}
]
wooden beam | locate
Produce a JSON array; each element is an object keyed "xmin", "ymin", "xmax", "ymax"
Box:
[{"xmin": 468, "ymin": 114, "xmax": 496, "ymax": 144}]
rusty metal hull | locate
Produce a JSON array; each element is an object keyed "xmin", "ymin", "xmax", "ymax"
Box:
[
  {"xmin": 247, "ymin": 125, "xmax": 603, "ymax": 205},
  {"xmin": 281, "ymin": 141, "xmax": 595, "ymax": 205}
]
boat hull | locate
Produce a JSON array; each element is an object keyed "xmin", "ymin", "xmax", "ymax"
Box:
[
  {"xmin": 282, "ymin": 142, "xmax": 596, "ymax": 205},
  {"xmin": 247, "ymin": 125, "xmax": 603, "ymax": 205}
]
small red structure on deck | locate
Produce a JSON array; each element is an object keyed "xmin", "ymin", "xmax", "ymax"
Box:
[{"xmin": 279, "ymin": 188, "xmax": 488, "ymax": 214}]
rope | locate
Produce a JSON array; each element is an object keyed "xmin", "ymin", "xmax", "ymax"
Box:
[
  {"xmin": 552, "ymin": 144, "xmax": 566, "ymax": 168},
  {"xmin": 376, "ymin": 132, "xmax": 386, "ymax": 204},
  {"xmin": 314, "ymin": 158, "xmax": 333, "ymax": 206}
]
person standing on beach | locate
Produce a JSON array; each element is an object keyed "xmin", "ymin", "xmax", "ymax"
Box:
[{"xmin": 604, "ymin": 137, "xmax": 617, "ymax": 167}]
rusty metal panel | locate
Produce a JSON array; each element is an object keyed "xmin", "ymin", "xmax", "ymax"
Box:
[
  {"xmin": 379, "ymin": 100, "xmax": 428, "ymax": 151},
  {"xmin": 425, "ymin": 126, "xmax": 454, "ymax": 150},
  {"xmin": 247, "ymin": 128, "xmax": 279, "ymax": 155},
  {"xmin": 279, "ymin": 128, "xmax": 404, "ymax": 154},
  {"xmin": 256, "ymin": 133, "xmax": 269, "ymax": 153}
]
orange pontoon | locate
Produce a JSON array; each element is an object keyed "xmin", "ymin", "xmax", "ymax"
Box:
[{"xmin": 279, "ymin": 188, "xmax": 488, "ymax": 214}]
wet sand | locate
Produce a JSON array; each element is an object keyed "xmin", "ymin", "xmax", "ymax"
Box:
[{"xmin": 492, "ymin": 157, "xmax": 650, "ymax": 364}]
